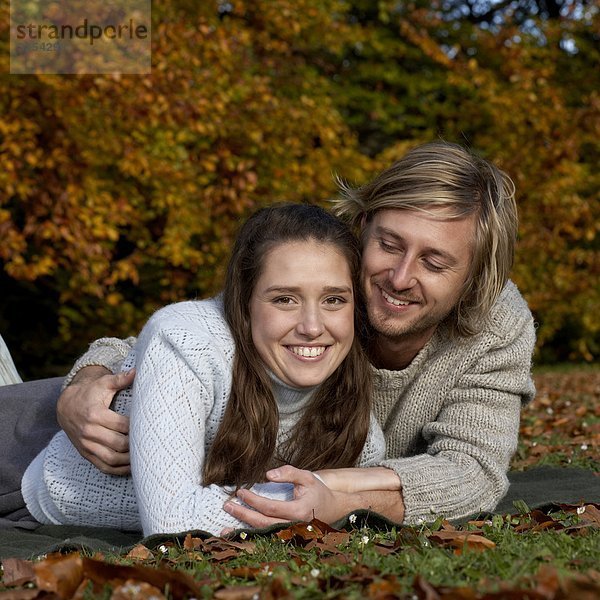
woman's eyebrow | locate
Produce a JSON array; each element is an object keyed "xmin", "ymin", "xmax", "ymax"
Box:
[{"xmin": 262, "ymin": 285, "xmax": 352, "ymax": 294}]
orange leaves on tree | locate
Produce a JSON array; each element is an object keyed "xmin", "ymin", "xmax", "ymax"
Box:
[{"xmin": 0, "ymin": 1, "xmax": 371, "ymax": 377}]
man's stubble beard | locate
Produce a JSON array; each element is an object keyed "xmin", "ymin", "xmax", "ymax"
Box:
[{"xmin": 367, "ymin": 302, "xmax": 454, "ymax": 344}]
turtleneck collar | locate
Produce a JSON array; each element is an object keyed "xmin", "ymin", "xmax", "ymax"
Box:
[{"xmin": 267, "ymin": 371, "xmax": 318, "ymax": 416}]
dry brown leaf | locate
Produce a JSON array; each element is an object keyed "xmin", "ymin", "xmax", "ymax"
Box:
[
  {"xmin": 210, "ymin": 548, "xmax": 240, "ymax": 562},
  {"xmin": 531, "ymin": 564, "xmax": 560, "ymax": 598},
  {"xmin": 275, "ymin": 521, "xmax": 323, "ymax": 544},
  {"xmin": 0, "ymin": 558, "xmax": 35, "ymax": 587},
  {"xmin": 81, "ymin": 556, "xmax": 202, "ymax": 599},
  {"xmin": 429, "ymin": 530, "xmax": 496, "ymax": 552},
  {"xmin": 226, "ymin": 565, "xmax": 262, "ymax": 579},
  {"xmin": 0, "ymin": 589, "xmax": 42, "ymax": 599},
  {"xmin": 366, "ymin": 577, "xmax": 400, "ymax": 598},
  {"xmin": 213, "ymin": 584, "xmax": 262, "ymax": 599},
  {"xmin": 580, "ymin": 504, "xmax": 600, "ymax": 526},
  {"xmin": 558, "ymin": 569, "xmax": 600, "ymax": 600},
  {"xmin": 125, "ymin": 544, "xmax": 154, "ymax": 560},
  {"xmin": 320, "ymin": 531, "xmax": 351, "ymax": 546},
  {"xmin": 182, "ymin": 533, "xmax": 203, "ymax": 550},
  {"xmin": 33, "ymin": 552, "xmax": 84, "ymax": 599}
]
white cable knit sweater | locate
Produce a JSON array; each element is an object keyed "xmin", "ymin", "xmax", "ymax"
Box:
[{"xmin": 22, "ymin": 297, "xmax": 385, "ymax": 535}]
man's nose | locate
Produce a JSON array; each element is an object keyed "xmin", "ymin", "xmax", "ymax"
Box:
[{"xmin": 388, "ymin": 257, "xmax": 417, "ymax": 290}]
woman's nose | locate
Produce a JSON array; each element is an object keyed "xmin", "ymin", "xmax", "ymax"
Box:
[{"xmin": 296, "ymin": 306, "xmax": 325, "ymax": 338}]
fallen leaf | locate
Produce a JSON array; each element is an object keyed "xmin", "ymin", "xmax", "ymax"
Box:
[
  {"xmin": 0, "ymin": 558, "xmax": 35, "ymax": 587},
  {"xmin": 579, "ymin": 505, "xmax": 600, "ymax": 526},
  {"xmin": 367, "ymin": 576, "xmax": 401, "ymax": 598},
  {"xmin": 213, "ymin": 584, "xmax": 261, "ymax": 599},
  {"xmin": 81, "ymin": 555, "xmax": 202, "ymax": 599},
  {"xmin": 428, "ymin": 530, "xmax": 496, "ymax": 552},
  {"xmin": 0, "ymin": 589, "xmax": 41, "ymax": 599},
  {"xmin": 183, "ymin": 533, "xmax": 203, "ymax": 550},
  {"xmin": 34, "ymin": 552, "xmax": 84, "ymax": 599},
  {"xmin": 211, "ymin": 548, "xmax": 240, "ymax": 562},
  {"xmin": 125, "ymin": 545, "xmax": 154, "ymax": 560},
  {"xmin": 275, "ymin": 520, "xmax": 327, "ymax": 544}
]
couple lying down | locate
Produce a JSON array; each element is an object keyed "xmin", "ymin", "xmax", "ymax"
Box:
[
  {"xmin": 22, "ymin": 204, "xmax": 388, "ymax": 536},
  {"xmin": 21, "ymin": 142, "xmax": 537, "ymax": 537}
]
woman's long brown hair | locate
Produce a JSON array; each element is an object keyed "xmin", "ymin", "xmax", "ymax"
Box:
[{"xmin": 203, "ymin": 204, "xmax": 373, "ymax": 487}]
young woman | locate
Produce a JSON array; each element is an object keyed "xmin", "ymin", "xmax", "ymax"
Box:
[{"xmin": 22, "ymin": 204, "xmax": 385, "ymax": 536}]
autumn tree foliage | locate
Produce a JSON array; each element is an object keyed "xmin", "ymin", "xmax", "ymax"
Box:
[
  {"xmin": 0, "ymin": 1, "xmax": 371, "ymax": 376},
  {"xmin": 307, "ymin": 0, "xmax": 599, "ymax": 363},
  {"xmin": 0, "ymin": 0, "xmax": 597, "ymax": 376}
]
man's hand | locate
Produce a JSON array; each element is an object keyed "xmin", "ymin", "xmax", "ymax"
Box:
[
  {"xmin": 57, "ymin": 366, "xmax": 134, "ymax": 475},
  {"xmin": 222, "ymin": 465, "xmax": 406, "ymax": 529}
]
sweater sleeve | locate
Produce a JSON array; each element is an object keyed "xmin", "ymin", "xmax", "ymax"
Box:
[
  {"xmin": 379, "ymin": 305, "xmax": 536, "ymax": 524},
  {"xmin": 130, "ymin": 308, "xmax": 295, "ymax": 536},
  {"xmin": 62, "ymin": 336, "xmax": 137, "ymax": 389}
]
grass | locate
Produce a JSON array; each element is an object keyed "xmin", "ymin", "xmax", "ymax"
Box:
[
  {"xmin": 511, "ymin": 367, "xmax": 600, "ymax": 471},
  {"xmin": 71, "ymin": 512, "xmax": 599, "ymax": 598}
]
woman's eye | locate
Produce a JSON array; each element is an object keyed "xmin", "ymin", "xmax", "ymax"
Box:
[
  {"xmin": 324, "ymin": 296, "xmax": 346, "ymax": 305},
  {"xmin": 273, "ymin": 296, "xmax": 295, "ymax": 304}
]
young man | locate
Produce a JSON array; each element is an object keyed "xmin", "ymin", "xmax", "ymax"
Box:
[{"xmin": 55, "ymin": 141, "xmax": 536, "ymax": 527}]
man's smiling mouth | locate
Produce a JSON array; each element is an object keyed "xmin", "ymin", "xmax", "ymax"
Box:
[{"xmin": 381, "ymin": 289, "xmax": 411, "ymax": 307}]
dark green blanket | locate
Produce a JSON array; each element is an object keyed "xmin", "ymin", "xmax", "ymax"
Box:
[{"xmin": 1, "ymin": 467, "xmax": 597, "ymax": 559}]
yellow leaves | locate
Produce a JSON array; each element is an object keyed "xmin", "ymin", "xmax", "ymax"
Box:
[
  {"xmin": 4, "ymin": 253, "xmax": 56, "ymax": 280},
  {"xmin": 106, "ymin": 292, "xmax": 122, "ymax": 307},
  {"xmin": 399, "ymin": 20, "xmax": 454, "ymax": 68}
]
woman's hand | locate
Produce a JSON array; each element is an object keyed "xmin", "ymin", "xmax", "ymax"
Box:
[{"xmin": 223, "ymin": 466, "xmax": 349, "ymax": 527}]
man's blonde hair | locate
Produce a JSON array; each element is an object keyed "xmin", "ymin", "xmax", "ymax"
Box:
[{"xmin": 333, "ymin": 141, "xmax": 518, "ymax": 337}]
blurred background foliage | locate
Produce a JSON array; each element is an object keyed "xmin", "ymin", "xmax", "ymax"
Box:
[{"xmin": 0, "ymin": 0, "xmax": 598, "ymax": 378}]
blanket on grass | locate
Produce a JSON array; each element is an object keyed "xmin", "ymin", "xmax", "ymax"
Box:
[
  {"xmin": 1, "ymin": 380, "xmax": 598, "ymax": 559},
  {"xmin": 1, "ymin": 467, "xmax": 597, "ymax": 559}
]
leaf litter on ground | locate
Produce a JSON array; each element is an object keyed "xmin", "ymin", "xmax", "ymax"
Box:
[{"xmin": 2, "ymin": 504, "xmax": 598, "ymax": 599}]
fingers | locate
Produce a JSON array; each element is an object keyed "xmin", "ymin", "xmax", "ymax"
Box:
[
  {"xmin": 85, "ymin": 453, "xmax": 131, "ymax": 476},
  {"xmin": 79, "ymin": 434, "xmax": 130, "ymax": 474},
  {"xmin": 106, "ymin": 369, "xmax": 136, "ymax": 393},
  {"xmin": 266, "ymin": 465, "xmax": 316, "ymax": 486},
  {"xmin": 223, "ymin": 499, "xmax": 290, "ymax": 529},
  {"xmin": 235, "ymin": 489, "xmax": 307, "ymax": 522},
  {"xmin": 79, "ymin": 424, "xmax": 129, "ymax": 454},
  {"xmin": 88, "ymin": 410, "xmax": 130, "ymax": 436}
]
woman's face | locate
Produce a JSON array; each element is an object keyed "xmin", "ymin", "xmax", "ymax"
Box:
[{"xmin": 249, "ymin": 239, "xmax": 355, "ymax": 389}]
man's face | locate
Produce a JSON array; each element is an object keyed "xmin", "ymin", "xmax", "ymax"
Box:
[{"xmin": 361, "ymin": 209, "xmax": 475, "ymax": 347}]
